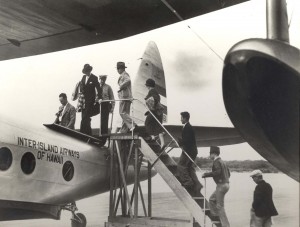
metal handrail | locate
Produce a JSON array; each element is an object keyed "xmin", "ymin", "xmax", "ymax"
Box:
[
  {"xmin": 98, "ymin": 97, "xmax": 209, "ymax": 226},
  {"xmin": 133, "ymin": 98, "xmax": 209, "ymax": 227},
  {"xmin": 133, "ymin": 98, "xmax": 205, "ymax": 174},
  {"xmin": 98, "ymin": 98, "xmax": 205, "ymax": 173}
]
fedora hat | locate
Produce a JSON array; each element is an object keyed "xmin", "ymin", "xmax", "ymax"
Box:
[
  {"xmin": 82, "ymin": 64, "xmax": 93, "ymax": 74},
  {"xmin": 117, "ymin": 62, "xmax": 127, "ymax": 69}
]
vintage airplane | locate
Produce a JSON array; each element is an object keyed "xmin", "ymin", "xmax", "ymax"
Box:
[
  {"xmin": 0, "ymin": 0, "xmax": 298, "ymax": 226},
  {"xmin": 0, "ymin": 40, "xmax": 244, "ymax": 226},
  {"xmin": 0, "ymin": 1, "xmax": 249, "ymax": 225}
]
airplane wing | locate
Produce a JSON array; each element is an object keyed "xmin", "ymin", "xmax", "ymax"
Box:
[
  {"xmin": 0, "ymin": 0, "xmax": 248, "ymax": 61},
  {"xmin": 164, "ymin": 125, "xmax": 245, "ymax": 147}
]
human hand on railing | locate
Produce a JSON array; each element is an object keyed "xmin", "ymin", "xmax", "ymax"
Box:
[{"xmin": 97, "ymin": 99, "xmax": 103, "ymax": 103}]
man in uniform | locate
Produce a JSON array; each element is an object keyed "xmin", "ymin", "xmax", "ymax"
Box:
[
  {"xmin": 55, "ymin": 93, "xmax": 76, "ymax": 129},
  {"xmin": 99, "ymin": 75, "xmax": 115, "ymax": 136},
  {"xmin": 250, "ymin": 170, "xmax": 278, "ymax": 227},
  {"xmin": 116, "ymin": 62, "xmax": 136, "ymax": 132},
  {"xmin": 177, "ymin": 111, "xmax": 202, "ymax": 197},
  {"xmin": 80, "ymin": 63, "xmax": 102, "ymax": 135},
  {"xmin": 202, "ymin": 146, "xmax": 231, "ymax": 227}
]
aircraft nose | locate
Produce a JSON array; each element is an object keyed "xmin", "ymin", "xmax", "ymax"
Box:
[{"xmin": 222, "ymin": 38, "xmax": 300, "ymax": 181}]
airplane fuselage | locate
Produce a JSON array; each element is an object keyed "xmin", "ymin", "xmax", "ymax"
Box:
[{"xmin": 0, "ymin": 117, "xmax": 112, "ymax": 205}]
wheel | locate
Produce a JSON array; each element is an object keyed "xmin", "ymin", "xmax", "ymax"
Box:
[{"xmin": 71, "ymin": 213, "xmax": 87, "ymax": 227}]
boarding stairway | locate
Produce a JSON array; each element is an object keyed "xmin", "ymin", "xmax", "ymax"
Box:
[
  {"xmin": 139, "ymin": 137, "xmax": 221, "ymax": 227},
  {"xmin": 109, "ymin": 99, "xmax": 221, "ymax": 227}
]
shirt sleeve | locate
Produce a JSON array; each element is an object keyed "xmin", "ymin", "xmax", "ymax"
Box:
[
  {"xmin": 108, "ymin": 86, "xmax": 115, "ymax": 111},
  {"xmin": 95, "ymin": 77, "xmax": 102, "ymax": 99},
  {"xmin": 205, "ymin": 160, "xmax": 222, "ymax": 178}
]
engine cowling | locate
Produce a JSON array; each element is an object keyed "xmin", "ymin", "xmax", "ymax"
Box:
[{"xmin": 222, "ymin": 38, "xmax": 299, "ymax": 181}]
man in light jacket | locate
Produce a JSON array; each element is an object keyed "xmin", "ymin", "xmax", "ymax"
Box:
[
  {"xmin": 55, "ymin": 93, "xmax": 76, "ymax": 129},
  {"xmin": 116, "ymin": 61, "xmax": 136, "ymax": 133}
]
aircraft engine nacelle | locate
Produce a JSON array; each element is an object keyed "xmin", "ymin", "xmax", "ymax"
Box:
[{"xmin": 222, "ymin": 38, "xmax": 300, "ymax": 181}]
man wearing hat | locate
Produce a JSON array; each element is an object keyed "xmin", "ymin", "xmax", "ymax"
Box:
[
  {"xmin": 99, "ymin": 75, "xmax": 115, "ymax": 137},
  {"xmin": 116, "ymin": 62, "xmax": 136, "ymax": 132},
  {"xmin": 249, "ymin": 170, "xmax": 278, "ymax": 227},
  {"xmin": 80, "ymin": 64, "xmax": 102, "ymax": 135},
  {"xmin": 202, "ymin": 146, "xmax": 231, "ymax": 227}
]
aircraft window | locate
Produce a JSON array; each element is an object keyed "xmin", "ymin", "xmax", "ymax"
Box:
[
  {"xmin": 0, "ymin": 147, "xmax": 13, "ymax": 171},
  {"xmin": 62, "ymin": 161, "xmax": 74, "ymax": 182},
  {"xmin": 21, "ymin": 152, "xmax": 36, "ymax": 174}
]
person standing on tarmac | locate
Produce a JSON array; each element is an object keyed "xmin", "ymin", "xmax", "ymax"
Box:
[{"xmin": 249, "ymin": 170, "xmax": 278, "ymax": 227}]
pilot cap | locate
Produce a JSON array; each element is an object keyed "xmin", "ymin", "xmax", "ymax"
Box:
[
  {"xmin": 99, "ymin": 75, "xmax": 107, "ymax": 80},
  {"xmin": 250, "ymin": 169, "xmax": 263, "ymax": 177}
]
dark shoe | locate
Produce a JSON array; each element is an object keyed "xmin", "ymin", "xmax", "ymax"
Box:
[
  {"xmin": 184, "ymin": 185, "xmax": 194, "ymax": 196},
  {"xmin": 159, "ymin": 144, "xmax": 167, "ymax": 152},
  {"xmin": 210, "ymin": 215, "xmax": 220, "ymax": 222},
  {"xmin": 144, "ymin": 136, "xmax": 152, "ymax": 141}
]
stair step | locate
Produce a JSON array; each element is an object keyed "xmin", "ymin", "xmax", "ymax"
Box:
[{"xmin": 192, "ymin": 197, "xmax": 204, "ymax": 200}]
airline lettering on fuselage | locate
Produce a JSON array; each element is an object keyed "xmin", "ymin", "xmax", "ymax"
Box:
[{"xmin": 17, "ymin": 137, "xmax": 80, "ymax": 165}]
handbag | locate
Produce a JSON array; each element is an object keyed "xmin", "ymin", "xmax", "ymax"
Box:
[
  {"xmin": 145, "ymin": 97, "xmax": 156, "ymax": 111},
  {"xmin": 155, "ymin": 102, "xmax": 164, "ymax": 116},
  {"xmin": 90, "ymin": 102, "xmax": 100, "ymax": 117}
]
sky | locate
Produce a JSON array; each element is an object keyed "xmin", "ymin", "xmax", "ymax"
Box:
[{"xmin": 0, "ymin": 0, "xmax": 299, "ymax": 160}]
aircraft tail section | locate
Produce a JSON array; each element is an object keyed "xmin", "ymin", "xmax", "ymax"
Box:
[{"xmin": 132, "ymin": 41, "xmax": 167, "ymax": 125}]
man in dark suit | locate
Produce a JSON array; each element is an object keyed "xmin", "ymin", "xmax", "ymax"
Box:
[
  {"xmin": 80, "ymin": 64, "xmax": 102, "ymax": 135},
  {"xmin": 250, "ymin": 170, "xmax": 278, "ymax": 227},
  {"xmin": 177, "ymin": 111, "xmax": 202, "ymax": 197},
  {"xmin": 55, "ymin": 93, "xmax": 76, "ymax": 129},
  {"xmin": 202, "ymin": 146, "xmax": 231, "ymax": 227}
]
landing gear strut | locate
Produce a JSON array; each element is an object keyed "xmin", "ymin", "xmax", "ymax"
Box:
[{"xmin": 62, "ymin": 202, "xmax": 87, "ymax": 227}]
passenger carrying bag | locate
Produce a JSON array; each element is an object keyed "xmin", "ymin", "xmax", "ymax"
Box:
[{"xmin": 90, "ymin": 102, "xmax": 100, "ymax": 117}]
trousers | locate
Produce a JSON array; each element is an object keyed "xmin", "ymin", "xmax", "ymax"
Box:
[
  {"xmin": 250, "ymin": 210, "xmax": 273, "ymax": 227},
  {"xmin": 101, "ymin": 102, "xmax": 110, "ymax": 135},
  {"xmin": 119, "ymin": 100, "xmax": 135, "ymax": 132},
  {"xmin": 209, "ymin": 183, "xmax": 230, "ymax": 227},
  {"xmin": 80, "ymin": 101, "xmax": 93, "ymax": 135},
  {"xmin": 177, "ymin": 153, "xmax": 202, "ymax": 196}
]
